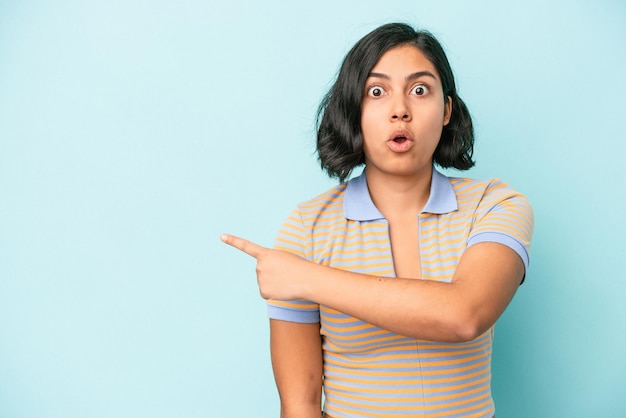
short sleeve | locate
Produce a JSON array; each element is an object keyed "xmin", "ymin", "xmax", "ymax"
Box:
[
  {"xmin": 266, "ymin": 206, "xmax": 320, "ymax": 323},
  {"xmin": 467, "ymin": 181, "xmax": 534, "ymax": 273}
]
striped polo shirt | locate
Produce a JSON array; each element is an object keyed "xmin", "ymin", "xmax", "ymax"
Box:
[{"xmin": 268, "ymin": 168, "xmax": 534, "ymax": 417}]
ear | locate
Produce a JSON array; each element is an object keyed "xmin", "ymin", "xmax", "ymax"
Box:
[{"xmin": 443, "ymin": 96, "xmax": 452, "ymax": 126}]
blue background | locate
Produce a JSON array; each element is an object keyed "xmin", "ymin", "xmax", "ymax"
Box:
[{"xmin": 1, "ymin": 1, "xmax": 625, "ymax": 416}]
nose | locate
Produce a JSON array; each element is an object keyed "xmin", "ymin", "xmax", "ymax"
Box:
[{"xmin": 390, "ymin": 97, "xmax": 411, "ymax": 122}]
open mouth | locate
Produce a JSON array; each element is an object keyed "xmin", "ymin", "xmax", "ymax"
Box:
[
  {"xmin": 387, "ymin": 130, "xmax": 414, "ymax": 152},
  {"xmin": 389, "ymin": 130, "xmax": 412, "ymax": 143}
]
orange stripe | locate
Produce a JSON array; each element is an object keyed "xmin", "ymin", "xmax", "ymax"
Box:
[{"xmin": 269, "ymin": 300, "xmax": 318, "ymax": 310}]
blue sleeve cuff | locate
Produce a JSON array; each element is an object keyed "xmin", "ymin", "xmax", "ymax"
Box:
[
  {"xmin": 467, "ymin": 231, "xmax": 530, "ymax": 272},
  {"xmin": 267, "ymin": 304, "xmax": 320, "ymax": 323}
]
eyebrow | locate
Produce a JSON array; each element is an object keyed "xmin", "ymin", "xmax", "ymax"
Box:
[{"xmin": 367, "ymin": 70, "xmax": 437, "ymax": 81}]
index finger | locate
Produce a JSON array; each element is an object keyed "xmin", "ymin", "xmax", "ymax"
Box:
[{"xmin": 220, "ymin": 233, "xmax": 265, "ymax": 258}]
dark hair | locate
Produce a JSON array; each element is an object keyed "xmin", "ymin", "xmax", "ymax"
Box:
[{"xmin": 316, "ymin": 23, "xmax": 474, "ymax": 182}]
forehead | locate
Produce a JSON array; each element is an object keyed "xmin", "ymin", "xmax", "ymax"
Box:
[{"xmin": 370, "ymin": 44, "xmax": 439, "ymax": 78}]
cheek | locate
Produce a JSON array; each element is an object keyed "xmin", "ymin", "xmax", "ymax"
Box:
[
  {"xmin": 360, "ymin": 108, "xmax": 378, "ymax": 138},
  {"xmin": 418, "ymin": 104, "xmax": 447, "ymax": 127}
]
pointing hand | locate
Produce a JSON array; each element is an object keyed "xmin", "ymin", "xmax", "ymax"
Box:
[{"xmin": 221, "ymin": 234, "xmax": 316, "ymax": 301}]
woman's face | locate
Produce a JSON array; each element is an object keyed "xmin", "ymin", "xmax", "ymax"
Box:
[{"xmin": 360, "ymin": 44, "xmax": 451, "ymax": 179}]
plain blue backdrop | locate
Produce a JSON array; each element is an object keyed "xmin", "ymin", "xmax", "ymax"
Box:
[{"xmin": 1, "ymin": 1, "xmax": 625, "ymax": 416}]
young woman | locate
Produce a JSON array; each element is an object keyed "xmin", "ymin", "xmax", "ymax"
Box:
[{"xmin": 222, "ymin": 22, "xmax": 533, "ymax": 418}]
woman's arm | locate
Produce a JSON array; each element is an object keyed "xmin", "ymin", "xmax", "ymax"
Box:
[
  {"xmin": 222, "ymin": 234, "xmax": 523, "ymax": 343},
  {"xmin": 302, "ymin": 242, "xmax": 523, "ymax": 342},
  {"xmin": 270, "ymin": 320, "xmax": 323, "ymax": 418}
]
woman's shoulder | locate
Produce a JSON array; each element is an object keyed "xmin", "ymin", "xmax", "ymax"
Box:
[
  {"xmin": 448, "ymin": 175, "xmax": 531, "ymax": 211},
  {"xmin": 449, "ymin": 175, "xmax": 524, "ymax": 198},
  {"xmin": 291, "ymin": 182, "xmax": 349, "ymax": 217}
]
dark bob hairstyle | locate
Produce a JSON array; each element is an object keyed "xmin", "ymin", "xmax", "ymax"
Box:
[{"xmin": 316, "ymin": 23, "xmax": 475, "ymax": 182}]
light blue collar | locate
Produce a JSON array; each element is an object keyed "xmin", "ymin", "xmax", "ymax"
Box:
[{"xmin": 344, "ymin": 167, "xmax": 458, "ymax": 221}]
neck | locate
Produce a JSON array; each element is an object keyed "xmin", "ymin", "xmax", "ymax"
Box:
[{"xmin": 365, "ymin": 165, "xmax": 433, "ymax": 218}]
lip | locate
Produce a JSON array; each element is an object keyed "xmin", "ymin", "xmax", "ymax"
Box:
[
  {"xmin": 388, "ymin": 129, "xmax": 413, "ymax": 142},
  {"xmin": 387, "ymin": 129, "xmax": 414, "ymax": 153}
]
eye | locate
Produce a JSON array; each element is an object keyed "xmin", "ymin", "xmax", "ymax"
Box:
[
  {"xmin": 411, "ymin": 84, "xmax": 430, "ymax": 96},
  {"xmin": 367, "ymin": 85, "xmax": 386, "ymax": 97}
]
